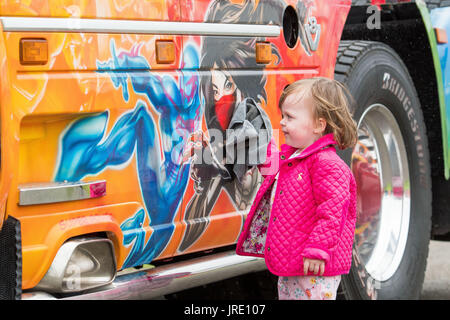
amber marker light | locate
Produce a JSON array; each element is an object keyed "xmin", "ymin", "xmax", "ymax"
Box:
[
  {"xmin": 435, "ymin": 28, "xmax": 448, "ymax": 44},
  {"xmin": 156, "ymin": 40, "xmax": 175, "ymax": 64},
  {"xmin": 20, "ymin": 38, "xmax": 48, "ymax": 65},
  {"xmin": 256, "ymin": 41, "xmax": 272, "ymax": 64}
]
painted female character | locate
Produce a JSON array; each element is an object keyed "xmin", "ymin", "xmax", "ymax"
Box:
[{"xmin": 178, "ymin": 0, "xmax": 280, "ymax": 251}]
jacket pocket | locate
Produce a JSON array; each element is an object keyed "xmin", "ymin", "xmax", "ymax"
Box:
[{"xmin": 288, "ymin": 230, "xmax": 309, "ymax": 273}]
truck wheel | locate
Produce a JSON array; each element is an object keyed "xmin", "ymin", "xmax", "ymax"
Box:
[{"xmin": 335, "ymin": 41, "xmax": 432, "ymax": 299}]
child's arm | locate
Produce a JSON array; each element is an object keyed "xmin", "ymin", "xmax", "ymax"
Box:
[
  {"xmin": 257, "ymin": 136, "xmax": 279, "ymax": 178},
  {"xmin": 301, "ymin": 160, "xmax": 352, "ymax": 264}
]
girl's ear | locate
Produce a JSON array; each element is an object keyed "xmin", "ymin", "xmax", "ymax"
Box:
[{"xmin": 314, "ymin": 117, "xmax": 327, "ymax": 134}]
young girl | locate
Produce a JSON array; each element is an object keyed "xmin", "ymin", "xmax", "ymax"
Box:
[{"xmin": 236, "ymin": 77, "xmax": 358, "ymax": 300}]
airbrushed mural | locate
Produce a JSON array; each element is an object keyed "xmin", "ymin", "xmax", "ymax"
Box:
[
  {"xmin": 54, "ymin": 0, "xmax": 279, "ymax": 268},
  {"xmin": 55, "ymin": 40, "xmax": 201, "ymax": 267},
  {"xmin": 3, "ymin": 0, "xmax": 346, "ymax": 287}
]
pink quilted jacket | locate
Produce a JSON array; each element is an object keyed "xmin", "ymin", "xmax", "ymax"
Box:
[{"xmin": 236, "ymin": 133, "xmax": 357, "ymax": 277}]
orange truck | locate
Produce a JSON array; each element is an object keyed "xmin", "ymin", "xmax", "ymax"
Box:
[{"xmin": 0, "ymin": 0, "xmax": 449, "ymax": 300}]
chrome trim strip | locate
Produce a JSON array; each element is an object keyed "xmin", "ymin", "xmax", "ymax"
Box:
[
  {"xmin": 18, "ymin": 180, "xmax": 106, "ymax": 205},
  {"xmin": 0, "ymin": 17, "xmax": 280, "ymax": 37},
  {"xmin": 22, "ymin": 250, "xmax": 267, "ymax": 300}
]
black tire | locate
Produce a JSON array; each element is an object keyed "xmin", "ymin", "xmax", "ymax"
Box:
[{"xmin": 335, "ymin": 41, "xmax": 432, "ymax": 299}]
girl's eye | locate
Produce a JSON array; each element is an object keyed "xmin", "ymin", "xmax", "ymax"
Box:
[{"xmin": 225, "ymin": 81, "xmax": 233, "ymax": 90}]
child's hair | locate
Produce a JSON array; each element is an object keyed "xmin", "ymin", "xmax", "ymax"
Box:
[{"xmin": 279, "ymin": 77, "xmax": 358, "ymax": 150}]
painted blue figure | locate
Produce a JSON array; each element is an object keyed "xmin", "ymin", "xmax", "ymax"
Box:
[{"xmin": 54, "ymin": 39, "xmax": 201, "ymax": 268}]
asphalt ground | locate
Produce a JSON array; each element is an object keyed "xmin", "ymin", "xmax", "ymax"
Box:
[{"xmin": 421, "ymin": 240, "xmax": 450, "ymax": 300}]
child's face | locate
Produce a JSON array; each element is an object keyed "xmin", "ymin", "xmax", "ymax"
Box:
[{"xmin": 280, "ymin": 90, "xmax": 326, "ymax": 150}]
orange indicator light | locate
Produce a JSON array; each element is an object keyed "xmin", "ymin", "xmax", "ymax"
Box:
[
  {"xmin": 156, "ymin": 40, "xmax": 176, "ymax": 64},
  {"xmin": 20, "ymin": 38, "xmax": 48, "ymax": 65},
  {"xmin": 435, "ymin": 28, "xmax": 448, "ymax": 44},
  {"xmin": 256, "ymin": 41, "xmax": 272, "ymax": 64}
]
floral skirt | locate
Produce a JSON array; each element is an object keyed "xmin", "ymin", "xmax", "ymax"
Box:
[{"xmin": 278, "ymin": 275, "xmax": 341, "ymax": 300}]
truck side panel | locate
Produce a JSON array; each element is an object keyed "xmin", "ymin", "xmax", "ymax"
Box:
[{"xmin": 0, "ymin": 0, "xmax": 351, "ymax": 290}]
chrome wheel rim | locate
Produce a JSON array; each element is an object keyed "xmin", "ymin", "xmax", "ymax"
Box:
[{"xmin": 351, "ymin": 104, "xmax": 411, "ymax": 282}]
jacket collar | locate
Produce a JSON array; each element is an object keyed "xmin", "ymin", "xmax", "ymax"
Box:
[{"xmin": 280, "ymin": 133, "xmax": 337, "ymax": 159}]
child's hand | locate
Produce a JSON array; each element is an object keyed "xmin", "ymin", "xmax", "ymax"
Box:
[{"xmin": 303, "ymin": 258, "xmax": 325, "ymax": 276}]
